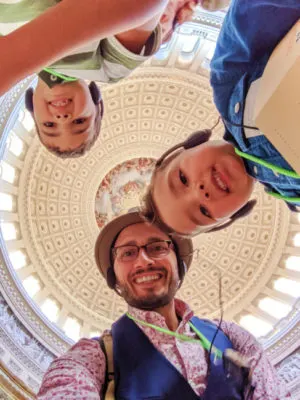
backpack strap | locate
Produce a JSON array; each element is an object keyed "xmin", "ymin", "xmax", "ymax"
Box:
[{"xmin": 99, "ymin": 333, "xmax": 115, "ymax": 400}]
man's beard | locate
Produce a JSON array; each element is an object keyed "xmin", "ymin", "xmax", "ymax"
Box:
[{"xmin": 118, "ymin": 268, "xmax": 179, "ymax": 310}]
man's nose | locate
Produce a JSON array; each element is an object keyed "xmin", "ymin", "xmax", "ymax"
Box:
[{"xmin": 134, "ymin": 248, "xmax": 155, "ymax": 267}]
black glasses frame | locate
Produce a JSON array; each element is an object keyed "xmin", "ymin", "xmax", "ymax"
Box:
[{"xmin": 112, "ymin": 240, "xmax": 173, "ymax": 261}]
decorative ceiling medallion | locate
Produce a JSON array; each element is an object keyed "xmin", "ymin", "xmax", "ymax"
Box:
[{"xmin": 95, "ymin": 158, "xmax": 155, "ymax": 228}]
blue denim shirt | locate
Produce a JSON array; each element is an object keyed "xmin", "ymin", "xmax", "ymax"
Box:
[{"xmin": 210, "ymin": 0, "xmax": 300, "ymax": 211}]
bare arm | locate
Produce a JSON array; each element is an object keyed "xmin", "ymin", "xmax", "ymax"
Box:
[
  {"xmin": 0, "ymin": 0, "xmax": 168, "ymax": 95},
  {"xmin": 116, "ymin": 9, "xmax": 164, "ymax": 55}
]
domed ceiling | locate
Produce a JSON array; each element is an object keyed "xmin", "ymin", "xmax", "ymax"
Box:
[{"xmin": 0, "ymin": 7, "xmax": 299, "ymax": 399}]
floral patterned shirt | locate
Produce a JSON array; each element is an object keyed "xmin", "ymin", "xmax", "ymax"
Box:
[{"xmin": 37, "ymin": 299, "xmax": 290, "ymax": 399}]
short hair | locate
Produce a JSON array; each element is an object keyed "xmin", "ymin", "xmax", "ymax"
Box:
[
  {"xmin": 141, "ymin": 151, "xmax": 257, "ymax": 238},
  {"xmin": 34, "ymin": 104, "xmax": 102, "ymax": 158}
]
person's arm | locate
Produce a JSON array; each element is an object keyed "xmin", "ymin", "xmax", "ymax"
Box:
[
  {"xmin": 116, "ymin": 10, "xmax": 164, "ymax": 55},
  {"xmin": 221, "ymin": 321, "xmax": 291, "ymax": 399},
  {"xmin": 37, "ymin": 338, "xmax": 106, "ymax": 399},
  {"xmin": 0, "ymin": 0, "xmax": 168, "ymax": 95}
]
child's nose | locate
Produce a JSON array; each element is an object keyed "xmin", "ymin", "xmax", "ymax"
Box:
[{"xmin": 54, "ymin": 113, "xmax": 72, "ymax": 120}]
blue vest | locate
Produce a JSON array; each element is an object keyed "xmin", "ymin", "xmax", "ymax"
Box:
[{"xmin": 111, "ymin": 315, "xmax": 247, "ymax": 399}]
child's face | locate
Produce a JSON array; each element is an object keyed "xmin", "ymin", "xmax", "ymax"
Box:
[
  {"xmin": 152, "ymin": 140, "xmax": 255, "ymax": 235},
  {"xmin": 32, "ymin": 79, "xmax": 97, "ymax": 152}
]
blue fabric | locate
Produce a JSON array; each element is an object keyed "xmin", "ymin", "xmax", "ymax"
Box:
[
  {"xmin": 111, "ymin": 314, "xmax": 245, "ymax": 399},
  {"xmin": 210, "ymin": 0, "xmax": 300, "ymax": 209}
]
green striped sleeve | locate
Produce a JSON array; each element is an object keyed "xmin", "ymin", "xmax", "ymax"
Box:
[{"xmin": 0, "ymin": 0, "xmax": 59, "ymax": 23}]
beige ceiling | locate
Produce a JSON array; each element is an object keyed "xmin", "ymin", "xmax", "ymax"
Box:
[
  {"xmin": 14, "ymin": 68, "xmax": 293, "ymax": 336},
  {"xmin": 0, "ymin": 10, "xmax": 299, "ymax": 397}
]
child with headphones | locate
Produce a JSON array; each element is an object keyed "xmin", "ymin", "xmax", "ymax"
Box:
[
  {"xmin": 142, "ymin": 1, "xmax": 300, "ymax": 236},
  {"xmin": 0, "ymin": 0, "xmax": 167, "ymax": 157},
  {"xmin": 0, "ymin": 0, "xmax": 229, "ymax": 158}
]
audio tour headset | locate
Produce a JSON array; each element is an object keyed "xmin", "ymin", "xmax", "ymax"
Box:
[
  {"xmin": 25, "ymin": 68, "xmax": 103, "ymax": 117},
  {"xmin": 155, "ymin": 128, "xmax": 257, "ymax": 234},
  {"xmin": 106, "ymin": 238, "xmax": 188, "ymax": 292}
]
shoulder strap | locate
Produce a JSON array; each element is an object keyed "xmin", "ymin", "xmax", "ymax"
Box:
[{"xmin": 99, "ymin": 333, "xmax": 115, "ymax": 400}]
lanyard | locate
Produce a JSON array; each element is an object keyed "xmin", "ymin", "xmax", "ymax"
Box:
[
  {"xmin": 43, "ymin": 67, "xmax": 77, "ymax": 82},
  {"xmin": 126, "ymin": 312, "xmax": 223, "ymax": 360},
  {"xmin": 235, "ymin": 148, "xmax": 300, "ymax": 203}
]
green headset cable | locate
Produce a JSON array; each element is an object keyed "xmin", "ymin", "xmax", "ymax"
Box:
[
  {"xmin": 43, "ymin": 67, "xmax": 77, "ymax": 82},
  {"xmin": 234, "ymin": 148, "xmax": 300, "ymax": 178},
  {"xmin": 126, "ymin": 312, "xmax": 223, "ymax": 360},
  {"xmin": 234, "ymin": 148, "xmax": 300, "ymax": 203}
]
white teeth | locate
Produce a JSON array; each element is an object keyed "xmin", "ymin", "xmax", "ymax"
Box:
[
  {"xmin": 213, "ymin": 171, "xmax": 228, "ymax": 191},
  {"xmin": 135, "ymin": 274, "xmax": 160, "ymax": 284},
  {"xmin": 51, "ymin": 100, "xmax": 69, "ymax": 107}
]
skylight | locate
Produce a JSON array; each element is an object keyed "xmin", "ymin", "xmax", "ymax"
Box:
[
  {"xmin": 63, "ymin": 317, "xmax": 81, "ymax": 342},
  {"xmin": 23, "ymin": 275, "xmax": 41, "ymax": 298},
  {"xmin": 0, "ymin": 161, "xmax": 15, "ymax": 183},
  {"xmin": 181, "ymin": 35, "xmax": 199, "ymax": 53},
  {"xmin": 0, "ymin": 193, "xmax": 13, "ymax": 211},
  {"xmin": 258, "ymin": 297, "xmax": 292, "ymax": 319},
  {"xmin": 293, "ymin": 233, "xmax": 300, "ymax": 247},
  {"xmin": 274, "ymin": 278, "xmax": 300, "ymax": 298},
  {"xmin": 286, "ymin": 256, "xmax": 300, "ymax": 272},
  {"xmin": 9, "ymin": 250, "xmax": 26, "ymax": 270},
  {"xmin": 21, "ymin": 110, "xmax": 35, "ymax": 131},
  {"xmin": 8, "ymin": 133, "xmax": 24, "ymax": 157},
  {"xmin": 41, "ymin": 298, "xmax": 60, "ymax": 323},
  {"xmin": 239, "ymin": 315, "xmax": 273, "ymax": 337},
  {"xmin": 0, "ymin": 222, "xmax": 17, "ymax": 241},
  {"xmin": 89, "ymin": 330, "xmax": 102, "ymax": 339}
]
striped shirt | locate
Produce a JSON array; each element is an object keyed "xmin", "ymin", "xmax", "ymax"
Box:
[{"xmin": 0, "ymin": 0, "xmax": 162, "ymax": 83}]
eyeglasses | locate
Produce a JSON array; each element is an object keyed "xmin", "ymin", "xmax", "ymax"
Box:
[{"xmin": 112, "ymin": 240, "xmax": 173, "ymax": 262}]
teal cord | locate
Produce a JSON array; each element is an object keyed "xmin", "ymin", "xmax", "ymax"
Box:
[
  {"xmin": 43, "ymin": 67, "xmax": 77, "ymax": 82},
  {"xmin": 126, "ymin": 312, "xmax": 223, "ymax": 360},
  {"xmin": 235, "ymin": 148, "xmax": 300, "ymax": 203}
]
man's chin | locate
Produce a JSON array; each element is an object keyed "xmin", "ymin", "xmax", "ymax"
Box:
[
  {"xmin": 127, "ymin": 294, "xmax": 171, "ymax": 311},
  {"xmin": 123, "ymin": 286, "xmax": 171, "ymax": 310}
]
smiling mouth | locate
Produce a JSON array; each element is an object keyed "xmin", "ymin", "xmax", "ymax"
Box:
[
  {"xmin": 133, "ymin": 273, "xmax": 163, "ymax": 285},
  {"xmin": 49, "ymin": 98, "xmax": 71, "ymax": 107},
  {"xmin": 212, "ymin": 168, "xmax": 230, "ymax": 193}
]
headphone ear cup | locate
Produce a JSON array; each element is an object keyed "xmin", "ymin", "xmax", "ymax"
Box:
[
  {"xmin": 89, "ymin": 81, "xmax": 101, "ymax": 105},
  {"xmin": 183, "ymin": 129, "xmax": 212, "ymax": 149},
  {"xmin": 106, "ymin": 267, "xmax": 116, "ymax": 289},
  {"xmin": 25, "ymin": 88, "xmax": 34, "ymax": 113},
  {"xmin": 178, "ymin": 259, "xmax": 187, "ymax": 282},
  {"xmin": 99, "ymin": 99, "xmax": 104, "ymax": 119}
]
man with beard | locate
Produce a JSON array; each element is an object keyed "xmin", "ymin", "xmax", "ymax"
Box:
[{"xmin": 37, "ymin": 211, "xmax": 289, "ymax": 399}]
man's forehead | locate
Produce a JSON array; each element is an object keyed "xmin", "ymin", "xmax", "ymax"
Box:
[{"xmin": 115, "ymin": 222, "xmax": 169, "ymax": 245}]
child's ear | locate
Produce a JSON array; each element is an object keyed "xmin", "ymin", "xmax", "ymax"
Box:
[{"xmin": 25, "ymin": 88, "xmax": 34, "ymax": 112}]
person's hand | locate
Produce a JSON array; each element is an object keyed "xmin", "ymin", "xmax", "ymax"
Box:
[
  {"xmin": 201, "ymin": 0, "xmax": 230, "ymax": 11},
  {"xmin": 176, "ymin": 1, "xmax": 197, "ymax": 24},
  {"xmin": 160, "ymin": 0, "xmax": 198, "ymax": 43}
]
